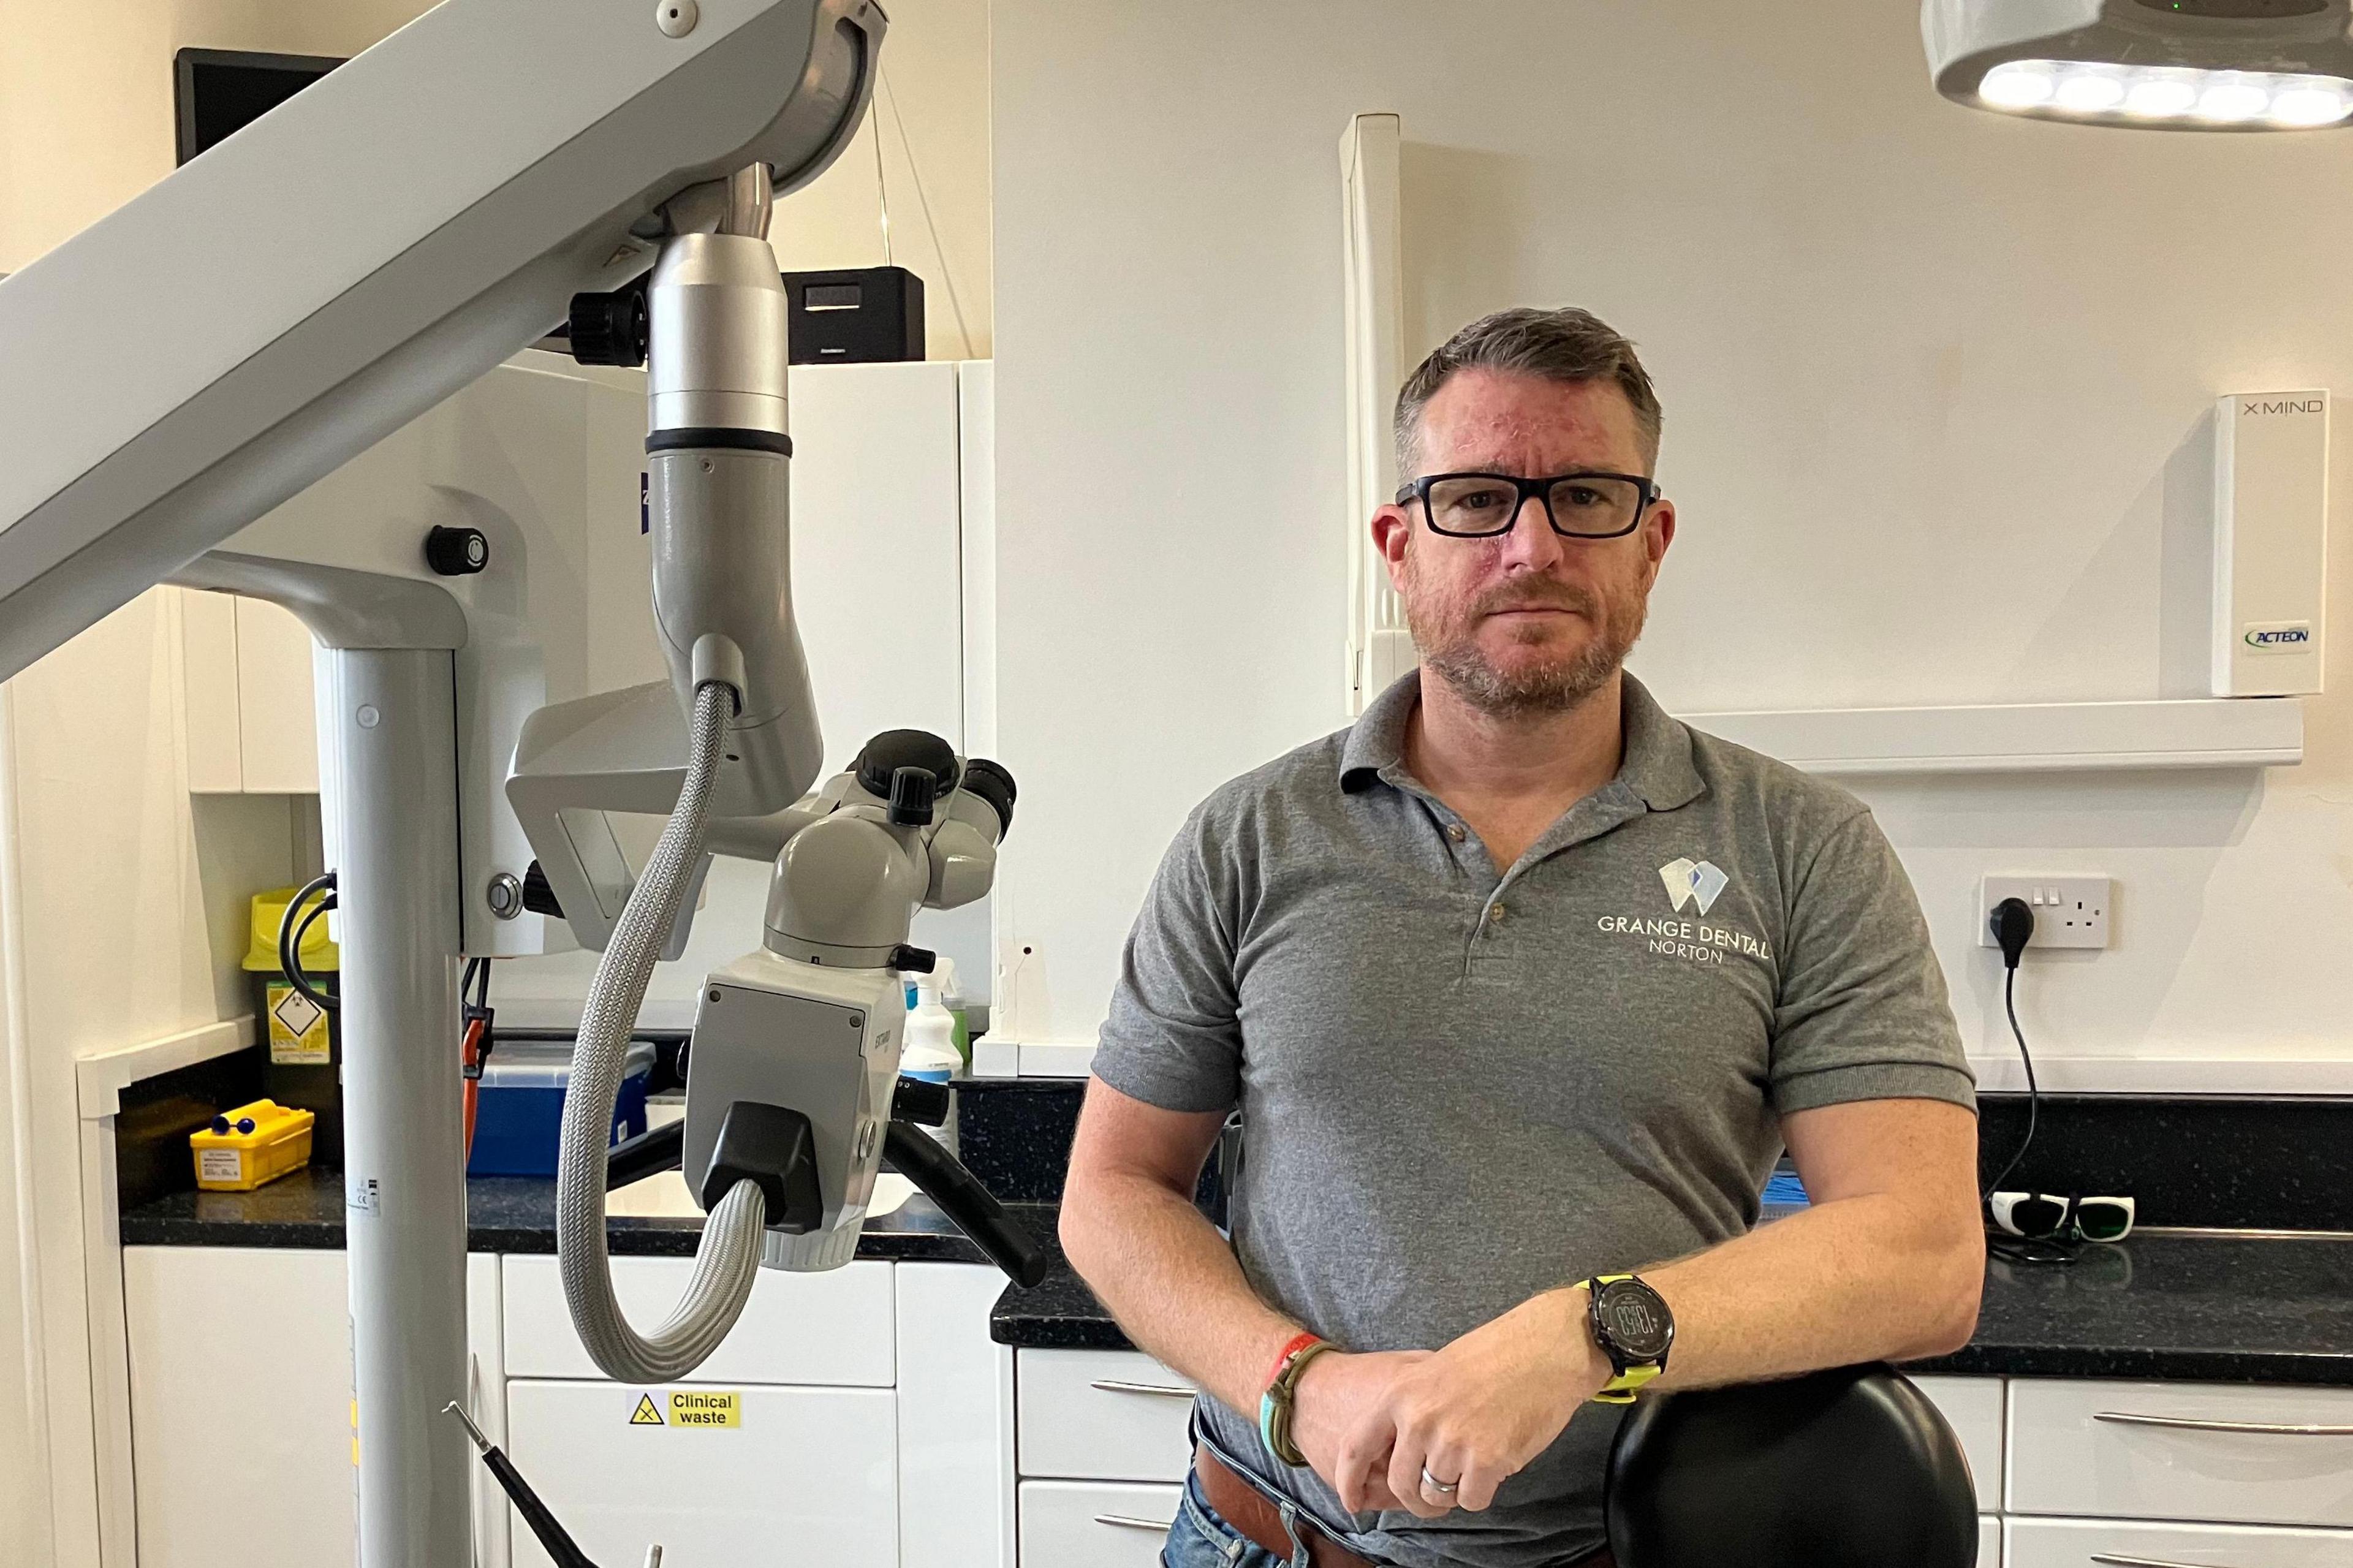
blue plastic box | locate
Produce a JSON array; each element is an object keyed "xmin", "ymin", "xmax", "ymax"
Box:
[{"xmin": 468, "ymin": 1040, "xmax": 656, "ymax": 1178}]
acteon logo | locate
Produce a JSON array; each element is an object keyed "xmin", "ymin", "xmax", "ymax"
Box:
[{"xmin": 2245, "ymin": 624, "xmax": 2312, "ymax": 650}]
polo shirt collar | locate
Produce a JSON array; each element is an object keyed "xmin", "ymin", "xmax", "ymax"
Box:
[{"xmin": 1337, "ymin": 668, "xmax": 1705, "ymax": 814}]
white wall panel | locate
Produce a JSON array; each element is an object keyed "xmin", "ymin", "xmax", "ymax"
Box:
[{"xmin": 991, "ymin": 0, "xmax": 2353, "ymax": 1064}]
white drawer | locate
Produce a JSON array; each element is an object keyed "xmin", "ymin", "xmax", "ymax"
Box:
[
  {"xmin": 506, "ymin": 1379, "xmax": 896, "ymax": 1566},
  {"xmin": 1981, "ymin": 1515, "xmax": 2001, "ymax": 1568},
  {"xmin": 2007, "ymin": 1515, "xmax": 2353, "ymax": 1567},
  {"xmin": 501, "ymin": 1254, "xmax": 895, "ymax": 1385},
  {"xmin": 1912, "ymin": 1375, "xmax": 2005, "ymax": 1510},
  {"xmin": 2008, "ymin": 1380, "xmax": 2353, "ymax": 1529},
  {"xmin": 1017, "ymin": 1347, "xmax": 1197, "ymax": 1480},
  {"xmin": 1019, "ymin": 1480, "xmax": 1181, "ymax": 1568}
]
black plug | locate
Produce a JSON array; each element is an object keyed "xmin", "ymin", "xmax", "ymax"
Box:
[{"xmin": 1989, "ymin": 896, "xmax": 2034, "ymax": 971}]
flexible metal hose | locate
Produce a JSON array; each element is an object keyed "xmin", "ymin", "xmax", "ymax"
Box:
[{"xmin": 555, "ymin": 680, "xmax": 768, "ymax": 1382}]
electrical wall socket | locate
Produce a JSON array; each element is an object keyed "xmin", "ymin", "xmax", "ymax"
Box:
[{"xmin": 1979, "ymin": 876, "xmax": 2112, "ymax": 950}]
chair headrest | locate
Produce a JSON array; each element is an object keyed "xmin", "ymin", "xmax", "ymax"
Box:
[{"xmin": 1605, "ymin": 1364, "xmax": 1979, "ymax": 1568}]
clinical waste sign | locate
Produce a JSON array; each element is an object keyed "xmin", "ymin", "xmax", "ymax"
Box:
[{"xmin": 628, "ymin": 1389, "xmax": 742, "ymax": 1428}]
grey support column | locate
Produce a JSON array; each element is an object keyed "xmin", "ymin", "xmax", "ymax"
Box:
[
  {"xmin": 330, "ymin": 645, "xmax": 468, "ymax": 1567},
  {"xmin": 169, "ymin": 554, "xmax": 474, "ymax": 1566}
]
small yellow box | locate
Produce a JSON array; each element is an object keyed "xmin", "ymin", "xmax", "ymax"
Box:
[{"xmin": 191, "ymin": 1099, "xmax": 316, "ymax": 1192}]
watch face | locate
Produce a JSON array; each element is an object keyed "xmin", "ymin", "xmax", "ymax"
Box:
[{"xmin": 1595, "ymin": 1280, "xmax": 1672, "ymax": 1361}]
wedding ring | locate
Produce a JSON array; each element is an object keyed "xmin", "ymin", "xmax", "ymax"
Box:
[{"xmin": 1419, "ymin": 1467, "xmax": 1460, "ymax": 1496}]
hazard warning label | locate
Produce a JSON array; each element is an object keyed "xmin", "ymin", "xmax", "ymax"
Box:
[
  {"xmin": 267, "ymin": 981, "xmax": 331, "ymax": 1065},
  {"xmin": 629, "ymin": 1390, "xmax": 742, "ymax": 1428}
]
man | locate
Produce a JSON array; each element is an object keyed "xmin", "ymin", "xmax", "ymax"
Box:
[{"xmin": 1059, "ymin": 307, "xmax": 1985, "ymax": 1568}]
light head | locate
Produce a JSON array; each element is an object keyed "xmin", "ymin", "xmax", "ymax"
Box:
[{"xmin": 1924, "ymin": 0, "xmax": 2353, "ymax": 130}]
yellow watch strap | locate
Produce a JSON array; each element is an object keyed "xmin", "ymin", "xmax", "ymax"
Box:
[{"xmin": 1591, "ymin": 1363, "xmax": 1661, "ymax": 1405}]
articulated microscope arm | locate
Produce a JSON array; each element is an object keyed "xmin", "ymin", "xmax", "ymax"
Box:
[{"xmin": 0, "ymin": 0, "xmax": 884, "ymax": 683}]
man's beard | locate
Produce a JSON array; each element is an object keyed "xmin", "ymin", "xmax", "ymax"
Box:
[{"xmin": 1403, "ymin": 572, "xmax": 1647, "ymax": 718}]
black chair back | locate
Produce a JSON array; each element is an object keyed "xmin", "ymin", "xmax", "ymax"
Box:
[{"xmin": 1605, "ymin": 1364, "xmax": 1978, "ymax": 1568}]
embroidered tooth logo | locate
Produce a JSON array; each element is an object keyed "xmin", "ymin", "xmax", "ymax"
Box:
[{"xmin": 1659, "ymin": 857, "xmax": 1730, "ymax": 917}]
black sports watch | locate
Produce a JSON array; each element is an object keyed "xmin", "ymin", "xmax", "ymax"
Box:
[{"xmin": 1577, "ymin": 1273, "xmax": 1674, "ymax": 1404}]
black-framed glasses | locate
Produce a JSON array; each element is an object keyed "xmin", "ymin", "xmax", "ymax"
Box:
[{"xmin": 1395, "ymin": 470, "xmax": 1658, "ymax": 540}]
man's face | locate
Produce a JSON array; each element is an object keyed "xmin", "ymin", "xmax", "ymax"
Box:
[{"xmin": 1373, "ymin": 369, "xmax": 1675, "ymax": 718}]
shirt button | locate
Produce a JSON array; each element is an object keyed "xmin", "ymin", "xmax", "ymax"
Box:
[
  {"xmin": 1488, "ymin": 902, "xmax": 1508, "ymax": 925},
  {"xmin": 1447, "ymin": 824, "xmax": 1466, "ymax": 843}
]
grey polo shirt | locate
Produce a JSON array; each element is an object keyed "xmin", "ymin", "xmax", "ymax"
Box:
[{"xmin": 1092, "ymin": 670, "xmax": 1973, "ymax": 1568}]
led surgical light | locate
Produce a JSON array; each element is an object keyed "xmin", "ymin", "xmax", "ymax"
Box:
[
  {"xmin": 1979, "ymin": 61, "xmax": 2055, "ymax": 107},
  {"xmin": 1927, "ymin": 0, "xmax": 2353, "ymax": 132},
  {"xmin": 2053, "ymin": 70, "xmax": 2128, "ymax": 112},
  {"xmin": 2268, "ymin": 83, "xmax": 2353, "ymax": 124},
  {"xmin": 2196, "ymin": 78, "xmax": 2273, "ymax": 121},
  {"xmin": 2124, "ymin": 76, "xmax": 2199, "ymax": 118},
  {"xmin": 1976, "ymin": 60, "xmax": 2353, "ymax": 126}
]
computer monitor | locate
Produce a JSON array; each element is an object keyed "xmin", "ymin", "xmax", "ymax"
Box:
[{"xmin": 173, "ymin": 48, "xmax": 345, "ymax": 167}]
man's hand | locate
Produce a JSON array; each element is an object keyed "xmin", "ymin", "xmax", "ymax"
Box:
[
  {"xmin": 1344, "ymin": 1288, "xmax": 1608, "ymax": 1518},
  {"xmin": 1289, "ymin": 1349, "xmax": 1432, "ymax": 1512}
]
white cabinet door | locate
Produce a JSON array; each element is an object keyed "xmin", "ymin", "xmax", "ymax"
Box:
[
  {"xmin": 2007, "ymin": 1515, "xmax": 2353, "ymax": 1566},
  {"xmin": 126, "ymin": 1246, "xmax": 355, "ymax": 1568},
  {"xmin": 466, "ymin": 1252, "xmax": 510, "ymax": 1568},
  {"xmin": 2008, "ymin": 1379, "xmax": 2353, "ymax": 1528},
  {"xmin": 178, "ymin": 588, "xmax": 245, "ymax": 793},
  {"xmin": 1018, "ymin": 1480, "xmax": 1181, "ymax": 1568},
  {"xmin": 897, "ymin": 1262, "xmax": 1016, "ymax": 1568},
  {"xmin": 504, "ymin": 1379, "xmax": 898, "ymax": 1567},
  {"xmin": 176, "ymin": 591, "xmax": 322, "ymax": 793},
  {"xmin": 1016, "ymin": 1347, "xmax": 1197, "ymax": 1482},
  {"xmin": 235, "ymin": 596, "xmax": 320, "ymax": 793},
  {"xmin": 1980, "ymin": 1515, "xmax": 2001, "ymax": 1568},
  {"xmin": 1912, "ymin": 1375, "xmax": 2005, "ymax": 1512},
  {"xmin": 501, "ymin": 1253, "xmax": 895, "ymax": 1385},
  {"xmin": 124, "ymin": 1247, "xmax": 502, "ymax": 1568}
]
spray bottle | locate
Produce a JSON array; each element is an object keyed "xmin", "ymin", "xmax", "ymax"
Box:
[{"xmin": 903, "ymin": 957, "xmax": 961, "ymax": 1153}]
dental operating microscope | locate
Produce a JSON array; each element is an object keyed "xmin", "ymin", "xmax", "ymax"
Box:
[{"xmin": 0, "ymin": 3, "xmax": 1039, "ymax": 1562}]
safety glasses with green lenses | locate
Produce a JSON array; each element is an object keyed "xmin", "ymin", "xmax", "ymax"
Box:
[{"xmin": 1987, "ymin": 1191, "xmax": 2135, "ymax": 1244}]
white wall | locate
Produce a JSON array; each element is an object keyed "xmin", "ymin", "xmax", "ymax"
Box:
[{"xmin": 990, "ymin": 0, "xmax": 2353, "ymax": 1072}]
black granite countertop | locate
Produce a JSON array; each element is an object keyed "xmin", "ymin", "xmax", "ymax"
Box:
[
  {"xmin": 988, "ymin": 1227, "xmax": 2353, "ymax": 1387},
  {"xmin": 116, "ymin": 1165, "xmax": 1054, "ymax": 1268}
]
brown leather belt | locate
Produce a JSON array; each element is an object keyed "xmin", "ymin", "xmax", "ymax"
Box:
[
  {"xmin": 1195, "ymin": 1445, "xmax": 1381, "ymax": 1567},
  {"xmin": 1193, "ymin": 1446, "xmax": 1616, "ymax": 1567}
]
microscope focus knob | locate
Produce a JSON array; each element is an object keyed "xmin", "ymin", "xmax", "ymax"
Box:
[
  {"xmin": 855, "ymin": 730, "xmax": 958, "ymax": 813},
  {"xmin": 959, "ymin": 757, "xmax": 1016, "ymax": 839},
  {"xmin": 887, "ymin": 765, "xmax": 938, "ymax": 826},
  {"xmin": 566, "ymin": 282, "xmax": 650, "ymax": 368},
  {"xmin": 424, "ymin": 525, "xmax": 490, "ymax": 576},
  {"xmin": 518, "ymin": 861, "xmax": 564, "ymax": 919}
]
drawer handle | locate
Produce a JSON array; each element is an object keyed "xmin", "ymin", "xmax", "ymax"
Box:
[
  {"xmin": 2091, "ymin": 1555, "xmax": 2255, "ymax": 1568},
  {"xmin": 1091, "ymin": 1379, "xmax": 1197, "ymax": 1398},
  {"xmin": 2094, "ymin": 1411, "xmax": 2353, "ymax": 1437},
  {"xmin": 1094, "ymin": 1513, "xmax": 1176, "ymax": 1532}
]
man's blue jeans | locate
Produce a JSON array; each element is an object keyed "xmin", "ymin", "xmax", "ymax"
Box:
[{"xmin": 1161, "ymin": 1468, "xmax": 1314, "ymax": 1568}]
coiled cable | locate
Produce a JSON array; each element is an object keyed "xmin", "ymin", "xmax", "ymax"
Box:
[
  {"xmin": 555, "ymin": 681, "xmax": 769, "ymax": 1382},
  {"xmin": 277, "ymin": 871, "xmax": 339, "ymax": 1015}
]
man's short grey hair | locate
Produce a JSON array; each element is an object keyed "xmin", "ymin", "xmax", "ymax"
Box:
[{"xmin": 1393, "ymin": 306, "xmax": 1663, "ymax": 480}]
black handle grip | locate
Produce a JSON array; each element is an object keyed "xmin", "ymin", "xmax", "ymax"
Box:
[
  {"xmin": 604, "ymin": 1117, "xmax": 684, "ymax": 1192},
  {"xmin": 890, "ymin": 1074, "xmax": 952, "ymax": 1127},
  {"xmin": 485, "ymin": 1445, "xmax": 603, "ymax": 1568},
  {"xmin": 882, "ymin": 1121, "xmax": 1050, "ymax": 1288}
]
